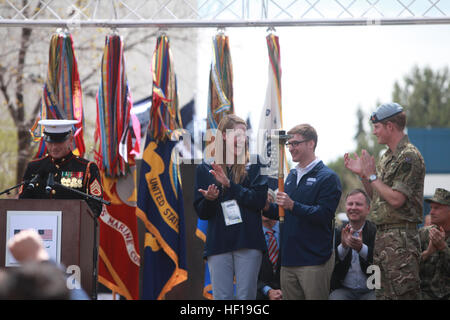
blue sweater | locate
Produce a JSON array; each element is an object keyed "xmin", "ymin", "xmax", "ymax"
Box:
[
  {"xmin": 193, "ymin": 160, "xmax": 268, "ymax": 258},
  {"xmin": 265, "ymin": 161, "xmax": 342, "ymax": 267}
]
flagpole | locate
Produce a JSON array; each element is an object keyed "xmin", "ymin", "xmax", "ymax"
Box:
[
  {"xmin": 276, "ymin": 130, "xmax": 290, "ymax": 223},
  {"xmin": 278, "ymin": 139, "xmax": 285, "ymax": 223}
]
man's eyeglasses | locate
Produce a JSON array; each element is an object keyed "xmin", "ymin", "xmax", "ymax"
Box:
[{"xmin": 285, "ymin": 140, "xmax": 309, "ymax": 147}]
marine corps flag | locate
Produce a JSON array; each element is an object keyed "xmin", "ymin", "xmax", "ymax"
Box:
[
  {"xmin": 98, "ymin": 174, "xmax": 140, "ymax": 300},
  {"xmin": 95, "ymin": 34, "xmax": 140, "ymax": 300},
  {"xmin": 136, "ymin": 35, "xmax": 187, "ymax": 300},
  {"xmin": 31, "ymin": 30, "xmax": 85, "ymax": 158}
]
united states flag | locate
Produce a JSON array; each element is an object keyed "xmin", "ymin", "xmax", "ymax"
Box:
[{"xmin": 38, "ymin": 229, "xmax": 53, "ymax": 241}]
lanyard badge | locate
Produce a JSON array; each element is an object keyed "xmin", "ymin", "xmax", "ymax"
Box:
[{"xmin": 221, "ymin": 200, "xmax": 242, "ymax": 226}]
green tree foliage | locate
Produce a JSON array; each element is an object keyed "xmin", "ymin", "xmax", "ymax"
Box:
[
  {"xmin": 0, "ymin": 2, "xmax": 166, "ymax": 188},
  {"xmin": 328, "ymin": 106, "xmax": 385, "ymax": 214},
  {"xmin": 329, "ymin": 65, "xmax": 450, "ymax": 216},
  {"xmin": 0, "ymin": 117, "xmax": 18, "ymax": 198},
  {"xmin": 393, "ymin": 65, "xmax": 450, "ymax": 128}
]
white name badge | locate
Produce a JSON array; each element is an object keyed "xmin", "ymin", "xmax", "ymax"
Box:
[{"xmin": 221, "ymin": 200, "xmax": 243, "ymax": 226}]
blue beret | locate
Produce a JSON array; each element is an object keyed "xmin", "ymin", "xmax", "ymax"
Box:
[{"xmin": 370, "ymin": 103, "xmax": 403, "ymax": 123}]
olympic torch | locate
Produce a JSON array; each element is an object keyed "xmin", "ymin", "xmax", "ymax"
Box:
[{"xmin": 275, "ymin": 130, "xmax": 291, "ymax": 223}]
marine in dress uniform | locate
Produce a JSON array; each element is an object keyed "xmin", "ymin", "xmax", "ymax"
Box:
[{"xmin": 19, "ymin": 120, "xmax": 103, "ymax": 217}]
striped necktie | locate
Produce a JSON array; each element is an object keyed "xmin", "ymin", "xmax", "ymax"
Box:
[{"xmin": 266, "ymin": 229, "xmax": 279, "ymax": 270}]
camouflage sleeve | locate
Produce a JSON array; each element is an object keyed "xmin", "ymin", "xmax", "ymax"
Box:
[
  {"xmin": 419, "ymin": 226, "xmax": 450, "ymax": 270},
  {"xmin": 391, "ymin": 150, "xmax": 425, "ymax": 200},
  {"xmin": 418, "ymin": 227, "xmax": 430, "ymax": 252},
  {"xmin": 439, "ymin": 234, "xmax": 450, "ymax": 273},
  {"xmin": 441, "ymin": 246, "xmax": 450, "ymax": 274}
]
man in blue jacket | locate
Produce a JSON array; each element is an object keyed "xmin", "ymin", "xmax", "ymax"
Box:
[{"xmin": 264, "ymin": 124, "xmax": 342, "ymax": 300}]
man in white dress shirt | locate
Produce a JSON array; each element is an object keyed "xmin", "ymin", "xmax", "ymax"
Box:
[{"xmin": 329, "ymin": 189, "xmax": 377, "ymax": 300}]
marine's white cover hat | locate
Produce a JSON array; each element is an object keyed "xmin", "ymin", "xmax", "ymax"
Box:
[{"xmin": 38, "ymin": 119, "xmax": 79, "ymax": 142}]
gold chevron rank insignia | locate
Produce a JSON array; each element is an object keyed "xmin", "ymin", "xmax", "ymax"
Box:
[{"xmin": 89, "ymin": 178, "xmax": 102, "ymax": 196}]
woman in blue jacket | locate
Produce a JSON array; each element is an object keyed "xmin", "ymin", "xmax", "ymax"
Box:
[{"xmin": 194, "ymin": 114, "xmax": 268, "ymax": 300}]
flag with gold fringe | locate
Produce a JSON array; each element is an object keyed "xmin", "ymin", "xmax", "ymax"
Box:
[
  {"xmin": 207, "ymin": 33, "xmax": 234, "ymax": 130},
  {"xmin": 258, "ymin": 33, "xmax": 287, "ymax": 187},
  {"xmin": 197, "ymin": 32, "xmax": 235, "ymax": 299},
  {"xmin": 31, "ymin": 30, "xmax": 85, "ymax": 158},
  {"xmin": 95, "ymin": 34, "xmax": 141, "ymax": 300},
  {"xmin": 136, "ymin": 35, "xmax": 187, "ymax": 300}
]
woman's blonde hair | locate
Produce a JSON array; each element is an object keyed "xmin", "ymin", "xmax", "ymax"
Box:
[{"xmin": 214, "ymin": 114, "xmax": 249, "ymax": 184}]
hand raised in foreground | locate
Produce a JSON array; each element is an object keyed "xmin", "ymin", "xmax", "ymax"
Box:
[
  {"xmin": 429, "ymin": 226, "xmax": 447, "ymax": 251},
  {"xmin": 341, "ymin": 224, "xmax": 363, "ymax": 252},
  {"xmin": 344, "ymin": 152, "xmax": 363, "ymax": 177},
  {"xmin": 209, "ymin": 163, "xmax": 231, "ymax": 188},
  {"xmin": 348, "ymin": 228, "xmax": 363, "ymax": 252},
  {"xmin": 198, "ymin": 184, "xmax": 220, "ymax": 201},
  {"xmin": 344, "ymin": 150, "xmax": 376, "ymax": 179},
  {"xmin": 341, "ymin": 224, "xmax": 352, "ymax": 249},
  {"xmin": 7, "ymin": 229, "xmax": 50, "ymax": 263}
]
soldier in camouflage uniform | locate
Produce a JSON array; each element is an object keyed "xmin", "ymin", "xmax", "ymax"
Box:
[
  {"xmin": 419, "ymin": 188, "xmax": 450, "ymax": 300},
  {"xmin": 345, "ymin": 103, "xmax": 425, "ymax": 300}
]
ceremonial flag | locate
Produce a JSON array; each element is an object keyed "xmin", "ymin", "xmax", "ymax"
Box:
[
  {"xmin": 98, "ymin": 174, "xmax": 140, "ymax": 300},
  {"xmin": 136, "ymin": 35, "xmax": 187, "ymax": 300},
  {"xmin": 206, "ymin": 34, "xmax": 234, "ymax": 131},
  {"xmin": 258, "ymin": 33, "xmax": 287, "ymax": 189},
  {"xmin": 31, "ymin": 31, "xmax": 85, "ymax": 158},
  {"xmin": 137, "ymin": 139, "xmax": 187, "ymax": 300},
  {"xmin": 95, "ymin": 34, "xmax": 140, "ymax": 177},
  {"xmin": 95, "ymin": 34, "xmax": 140, "ymax": 300},
  {"xmin": 197, "ymin": 32, "xmax": 235, "ymax": 299}
]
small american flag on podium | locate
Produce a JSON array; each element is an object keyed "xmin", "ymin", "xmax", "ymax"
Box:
[{"xmin": 38, "ymin": 229, "xmax": 53, "ymax": 241}]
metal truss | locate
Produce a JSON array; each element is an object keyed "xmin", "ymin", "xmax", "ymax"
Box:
[{"xmin": 1, "ymin": 0, "xmax": 450, "ymax": 28}]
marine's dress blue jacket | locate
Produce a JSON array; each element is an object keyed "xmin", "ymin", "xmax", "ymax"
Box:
[
  {"xmin": 193, "ymin": 160, "xmax": 269, "ymax": 258},
  {"xmin": 265, "ymin": 161, "xmax": 342, "ymax": 267}
]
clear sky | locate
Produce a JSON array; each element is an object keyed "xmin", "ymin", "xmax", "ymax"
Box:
[{"xmin": 195, "ymin": 24, "xmax": 450, "ymax": 166}]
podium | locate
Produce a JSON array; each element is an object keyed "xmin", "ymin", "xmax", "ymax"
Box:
[{"xmin": 0, "ymin": 199, "xmax": 98, "ymax": 298}]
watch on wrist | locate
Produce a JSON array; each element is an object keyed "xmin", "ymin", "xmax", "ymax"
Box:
[{"xmin": 368, "ymin": 174, "xmax": 377, "ymax": 183}]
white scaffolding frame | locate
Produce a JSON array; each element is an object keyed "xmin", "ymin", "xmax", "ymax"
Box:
[
  {"xmin": 2, "ymin": 17, "xmax": 450, "ymax": 28},
  {"xmin": 1, "ymin": 0, "xmax": 450, "ymax": 28}
]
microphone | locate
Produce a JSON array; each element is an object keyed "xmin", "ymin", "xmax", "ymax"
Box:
[
  {"xmin": 27, "ymin": 161, "xmax": 52, "ymax": 190},
  {"xmin": 45, "ymin": 173, "xmax": 55, "ymax": 194},
  {"xmin": 27, "ymin": 173, "xmax": 41, "ymax": 190}
]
